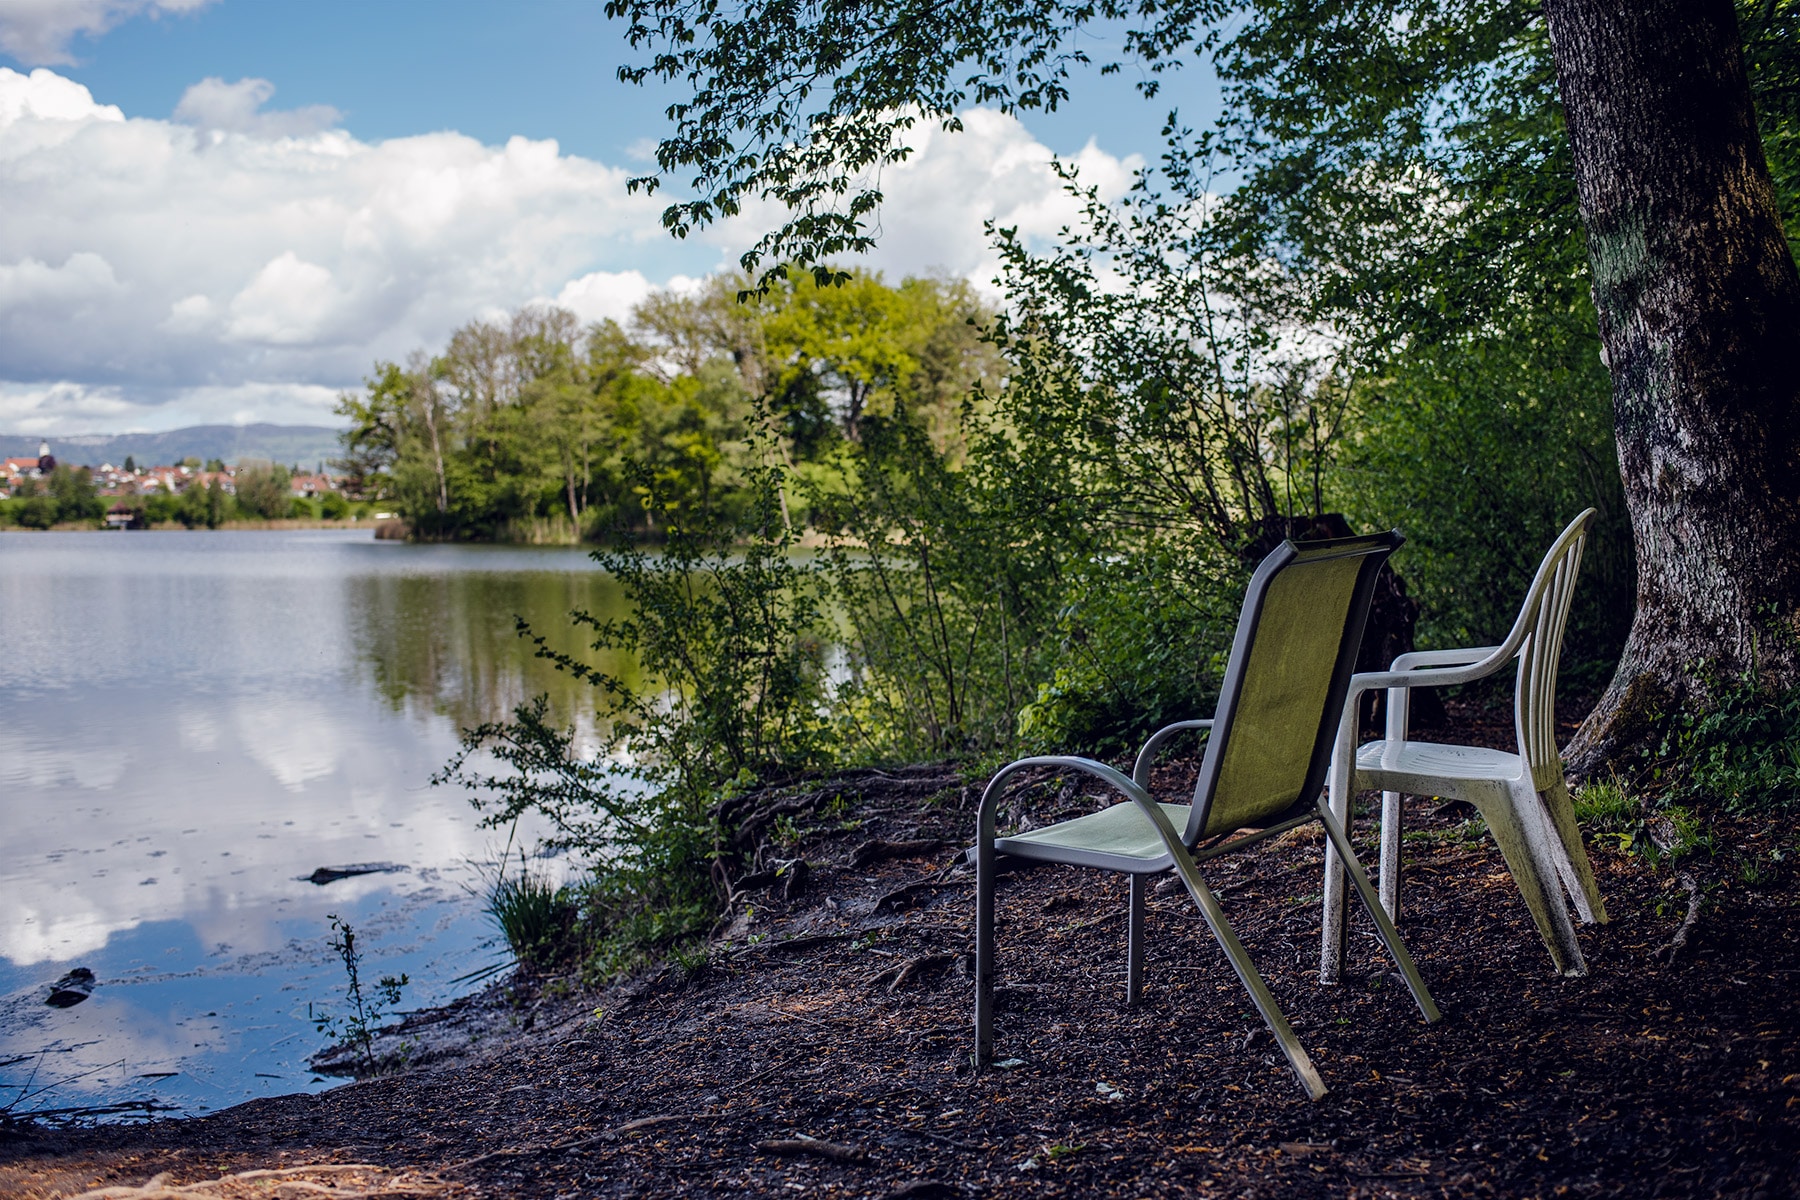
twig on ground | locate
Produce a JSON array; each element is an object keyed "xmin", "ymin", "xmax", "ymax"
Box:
[
  {"xmin": 446, "ymin": 1114, "xmax": 720, "ymax": 1172},
  {"xmin": 755, "ymin": 1133, "xmax": 869, "ymax": 1164}
]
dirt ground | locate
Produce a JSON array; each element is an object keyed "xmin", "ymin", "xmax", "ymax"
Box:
[{"xmin": 3, "ymin": 703, "xmax": 1797, "ymax": 1200}]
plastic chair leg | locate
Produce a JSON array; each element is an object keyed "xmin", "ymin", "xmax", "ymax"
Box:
[
  {"xmin": 1315, "ymin": 800, "xmax": 1441, "ymax": 1023},
  {"xmin": 1126, "ymin": 873, "xmax": 1147, "ymax": 1005},
  {"xmin": 1474, "ymin": 783, "xmax": 1588, "ymax": 976},
  {"xmin": 1378, "ymin": 788, "xmax": 1403, "ymax": 919},
  {"xmin": 1536, "ymin": 779, "xmax": 1608, "ymax": 924},
  {"xmin": 1319, "ymin": 756, "xmax": 1353, "ymax": 984}
]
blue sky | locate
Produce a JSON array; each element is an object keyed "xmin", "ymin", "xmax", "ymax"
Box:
[
  {"xmin": 40, "ymin": 0, "xmax": 1216, "ymax": 165},
  {"xmin": 0, "ymin": 0, "xmax": 1221, "ymax": 433}
]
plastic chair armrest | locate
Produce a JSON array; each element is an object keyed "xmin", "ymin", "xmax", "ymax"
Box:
[{"xmin": 1388, "ymin": 645, "xmax": 1503, "ymax": 671}]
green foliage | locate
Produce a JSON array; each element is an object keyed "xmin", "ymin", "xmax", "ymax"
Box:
[
  {"xmin": 142, "ymin": 491, "xmax": 181, "ymax": 526},
  {"xmin": 3, "ymin": 468, "xmax": 103, "ymax": 528},
  {"xmin": 1742, "ymin": 0, "xmax": 1800, "ymax": 257},
  {"xmin": 48, "ymin": 466, "xmax": 104, "ymax": 525},
  {"xmin": 309, "ymin": 915, "xmax": 408, "ymax": 1076},
  {"xmin": 12, "ymin": 495, "xmax": 56, "ymax": 529},
  {"xmin": 609, "ymin": 0, "xmax": 1219, "ymax": 273},
  {"xmin": 813, "ymin": 412, "xmax": 1061, "ymax": 762},
  {"xmin": 334, "ymin": 272, "xmax": 999, "ymax": 544},
  {"xmin": 320, "ymin": 491, "xmax": 351, "ymax": 520},
  {"xmin": 234, "ymin": 460, "xmax": 292, "ymax": 520},
  {"xmin": 1572, "ymin": 779, "xmax": 1640, "ymax": 836},
  {"xmin": 176, "ymin": 477, "xmax": 230, "ymax": 529},
  {"xmin": 437, "ymin": 466, "xmax": 832, "ymax": 971},
  {"xmin": 1339, "ymin": 322, "xmax": 1633, "ymax": 669},
  {"xmin": 1662, "ymin": 678, "xmax": 1800, "ymax": 813},
  {"xmin": 1018, "ymin": 546, "xmax": 1236, "ymax": 756},
  {"xmin": 986, "ymin": 143, "xmax": 1351, "ymax": 557}
]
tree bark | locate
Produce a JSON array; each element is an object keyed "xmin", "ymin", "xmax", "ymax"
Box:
[{"xmin": 1543, "ymin": 0, "xmax": 1800, "ymax": 773}]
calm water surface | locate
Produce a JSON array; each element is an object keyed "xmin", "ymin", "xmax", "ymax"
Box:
[{"xmin": 0, "ymin": 529, "xmax": 627, "ymax": 1117}]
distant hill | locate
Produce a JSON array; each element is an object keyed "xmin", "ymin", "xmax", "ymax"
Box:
[{"xmin": 0, "ymin": 424, "xmax": 345, "ymax": 469}]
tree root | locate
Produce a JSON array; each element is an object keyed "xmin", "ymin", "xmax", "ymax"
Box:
[
  {"xmin": 874, "ymin": 879, "xmax": 971, "ymax": 913},
  {"xmin": 870, "ymin": 953, "xmax": 960, "ymax": 993},
  {"xmin": 1654, "ymin": 871, "xmax": 1703, "ymax": 964}
]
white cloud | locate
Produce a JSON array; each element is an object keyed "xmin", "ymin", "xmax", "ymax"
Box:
[
  {"xmin": 0, "ymin": 67, "xmax": 1138, "ymax": 432},
  {"xmin": 703, "ymin": 109, "xmax": 1141, "ymax": 294},
  {"xmin": 550, "ymin": 268, "xmax": 655, "ymax": 327},
  {"xmin": 0, "ymin": 66, "xmax": 673, "ymax": 428},
  {"xmin": 172, "ymin": 76, "xmax": 341, "ymax": 138},
  {"xmin": 0, "ymin": 0, "xmax": 216, "ymax": 66},
  {"xmin": 0, "ymin": 378, "xmax": 340, "ymax": 433}
]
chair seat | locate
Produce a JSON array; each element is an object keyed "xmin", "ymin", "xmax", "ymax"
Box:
[
  {"xmin": 1354, "ymin": 738, "xmax": 1524, "ymax": 797},
  {"xmin": 995, "ymin": 801, "xmax": 1192, "ymax": 873}
]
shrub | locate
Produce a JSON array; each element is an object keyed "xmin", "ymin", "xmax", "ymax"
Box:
[
  {"xmin": 14, "ymin": 496, "xmax": 55, "ymax": 529},
  {"xmin": 437, "ymin": 464, "xmax": 833, "ymax": 974},
  {"xmin": 1017, "ymin": 545, "xmax": 1237, "ymax": 757}
]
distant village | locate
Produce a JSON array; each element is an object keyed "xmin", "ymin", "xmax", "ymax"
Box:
[
  {"xmin": 0, "ymin": 440, "xmax": 361, "ymax": 530},
  {"xmin": 1, "ymin": 440, "xmax": 340, "ymax": 500}
]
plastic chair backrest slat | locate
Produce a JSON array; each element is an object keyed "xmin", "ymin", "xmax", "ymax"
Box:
[{"xmin": 1512, "ymin": 511, "xmax": 1593, "ymax": 787}]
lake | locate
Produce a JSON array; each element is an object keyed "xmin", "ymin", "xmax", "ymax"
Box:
[{"xmin": 0, "ymin": 529, "xmax": 628, "ymax": 1118}]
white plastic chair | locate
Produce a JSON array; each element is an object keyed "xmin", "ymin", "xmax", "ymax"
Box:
[{"xmin": 1318, "ymin": 509, "xmax": 1607, "ymax": 981}]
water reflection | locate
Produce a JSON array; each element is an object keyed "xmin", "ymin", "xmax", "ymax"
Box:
[
  {"xmin": 348, "ymin": 564, "xmax": 636, "ymax": 734},
  {"xmin": 0, "ymin": 531, "xmax": 623, "ymax": 1116}
]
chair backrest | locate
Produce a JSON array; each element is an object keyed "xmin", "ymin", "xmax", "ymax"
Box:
[
  {"xmin": 1510, "ymin": 509, "xmax": 1595, "ymax": 788},
  {"xmin": 1186, "ymin": 530, "xmax": 1402, "ymax": 840}
]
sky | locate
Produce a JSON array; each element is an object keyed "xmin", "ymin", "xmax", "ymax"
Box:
[{"xmin": 0, "ymin": 0, "xmax": 1221, "ymax": 434}]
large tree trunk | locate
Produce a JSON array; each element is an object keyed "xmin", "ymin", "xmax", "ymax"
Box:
[{"xmin": 1542, "ymin": 0, "xmax": 1800, "ymax": 775}]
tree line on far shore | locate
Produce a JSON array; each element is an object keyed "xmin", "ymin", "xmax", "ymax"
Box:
[{"xmin": 332, "ymin": 270, "xmax": 999, "ymax": 544}]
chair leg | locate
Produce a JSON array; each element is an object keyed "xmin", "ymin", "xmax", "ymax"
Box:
[
  {"xmin": 1473, "ymin": 784, "xmax": 1588, "ymax": 976},
  {"xmin": 1319, "ymin": 752, "xmax": 1353, "ymax": 984},
  {"xmin": 1315, "ymin": 801, "xmax": 1441, "ymax": 1024},
  {"xmin": 1126, "ymin": 873, "xmax": 1147, "ymax": 1006},
  {"xmin": 1536, "ymin": 778, "xmax": 1608, "ymax": 924},
  {"xmin": 1378, "ymin": 789, "xmax": 1403, "ymax": 920},
  {"xmin": 1166, "ymin": 847, "xmax": 1328, "ymax": 1101},
  {"xmin": 974, "ymin": 844, "xmax": 997, "ymax": 1064}
]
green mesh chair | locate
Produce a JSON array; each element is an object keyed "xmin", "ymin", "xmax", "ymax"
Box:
[{"xmin": 974, "ymin": 531, "xmax": 1441, "ymax": 1100}]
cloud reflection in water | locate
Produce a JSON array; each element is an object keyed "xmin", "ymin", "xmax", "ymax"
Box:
[{"xmin": 0, "ymin": 530, "xmax": 619, "ymax": 1114}]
